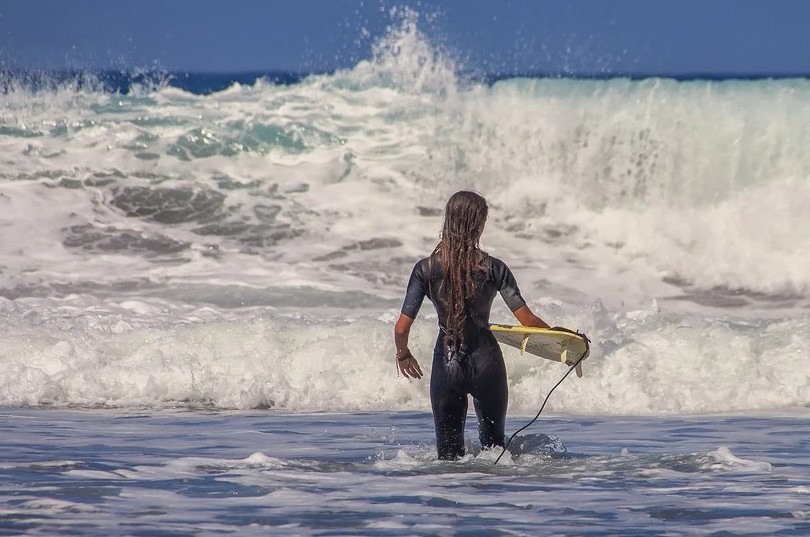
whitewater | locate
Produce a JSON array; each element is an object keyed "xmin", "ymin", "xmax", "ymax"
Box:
[
  {"xmin": 1, "ymin": 27, "xmax": 808, "ymax": 413},
  {"xmin": 1, "ymin": 15, "xmax": 809, "ymax": 536}
]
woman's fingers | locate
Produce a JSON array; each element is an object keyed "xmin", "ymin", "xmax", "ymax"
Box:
[
  {"xmin": 397, "ymin": 357, "xmax": 423, "ymax": 379},
  {"xmin": 397, "ymin": 359, "xmax": 411, "ymax": 378},
  {"xmin": 406, "ymin": 358, "xmax": 423, "ymax": 379}
]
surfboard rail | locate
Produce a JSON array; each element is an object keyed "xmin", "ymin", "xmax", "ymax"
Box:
[{"xmin": 489, "ymin": 324, "xmax": 590, "ymax": 377}]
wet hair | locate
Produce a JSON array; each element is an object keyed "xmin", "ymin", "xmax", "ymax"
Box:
[{"xmin": 434, "ymin": 191, "xmax": 489, "ymax": 351}]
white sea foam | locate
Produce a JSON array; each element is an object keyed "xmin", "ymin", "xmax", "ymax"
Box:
[
  {"xmin": 0, "ymin": 297, "xmax": 807, "ymax": 413},
  {"xmin": 706, "ymin": 446, "xmax": 773, "ymax": 472},
  {"xmin": 1, "ymin": 15, "xmax": 808, "ymax": 412}
]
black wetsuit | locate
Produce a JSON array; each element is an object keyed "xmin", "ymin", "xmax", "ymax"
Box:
[{"xmin": 400, "ymin": 253, "xmax": 527, "ymax": 459}]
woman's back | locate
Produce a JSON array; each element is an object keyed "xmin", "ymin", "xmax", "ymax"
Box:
[{"xmin": 401, "ymin": 253, "xmax": 527, "ymax": 349}]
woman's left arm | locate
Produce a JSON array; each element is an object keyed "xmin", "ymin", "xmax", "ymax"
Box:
[{"xmin": 394, "ymin": 313, "xmax": 423, "ymax": 379}]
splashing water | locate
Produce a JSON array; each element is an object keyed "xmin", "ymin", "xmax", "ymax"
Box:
[{"xmin": 0, "ymin": 14, "xmax": 808, "ymax": 412}]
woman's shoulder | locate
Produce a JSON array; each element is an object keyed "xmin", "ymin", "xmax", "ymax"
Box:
[
  {"xmin": 414, "ymin": 254, "xmax": 435, "ymax": 266},
  {"xmin": 412, "ymin": 254, "xmax": 437, "ymax": 275},
  {"xmin": 484, "ymin": 254, "xmax": 515, "ymax": 280},
  {"xmin": 485, "ymin": 253, "xmax": 509, "ymax": 269}
]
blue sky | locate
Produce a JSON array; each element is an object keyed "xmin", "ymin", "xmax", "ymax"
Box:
[{"xmin": 1, "ymin": 0, "xmax": 809, "ymax": 76}]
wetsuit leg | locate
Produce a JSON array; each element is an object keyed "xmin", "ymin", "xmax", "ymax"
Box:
[
  {"xmin": 470, "ymin": 344, "xmax": 508, "ymax": 449},
  {"xmin": 430, "ymin": 346, "xmax": 468, "ymax": 460}
]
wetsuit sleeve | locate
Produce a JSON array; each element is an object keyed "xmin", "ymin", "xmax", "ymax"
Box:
[
  {"xmin": 400, "ymin": 261, "xmax": 427, "ymax": 318},
  {"xmin": 492, "ymin": 258, "xmax": 527, "ymax": 312}
]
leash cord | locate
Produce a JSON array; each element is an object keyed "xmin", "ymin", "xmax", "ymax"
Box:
[{"xmin": 493, "ymin": 353, "xmax": 586, "ymax": 465}]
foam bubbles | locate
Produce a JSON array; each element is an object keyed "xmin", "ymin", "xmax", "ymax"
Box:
[{"xmin": 0, "ymin": 297, "xmax": 807, "ymax": 414}]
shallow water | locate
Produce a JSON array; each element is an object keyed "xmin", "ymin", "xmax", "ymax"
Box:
[{"xmin": 1, "ymin": 409, "xmax": 808, "ymax": 536}]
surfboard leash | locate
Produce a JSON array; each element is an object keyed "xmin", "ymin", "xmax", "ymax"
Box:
[{"xmin": 493, "ymin": 351, "xmax": 587, "ymax": 466}]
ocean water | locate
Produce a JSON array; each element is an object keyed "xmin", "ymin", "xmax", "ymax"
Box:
[{"xmin": 1, "ymin": 15, "xmax": 809, "ymax": 536}]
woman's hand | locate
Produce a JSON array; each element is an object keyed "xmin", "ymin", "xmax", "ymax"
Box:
[{"xmin": 396, "ymin": 351, "xmax": 423, "ymax": 379}]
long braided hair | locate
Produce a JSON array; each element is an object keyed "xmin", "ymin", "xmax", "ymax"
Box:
[{"xmin": 434, "ymin": 191, "xmax": 490, "ymax": 352}]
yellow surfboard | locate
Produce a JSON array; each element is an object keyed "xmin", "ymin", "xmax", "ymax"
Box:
[{"xmin": 489, "ymin": 324, "xmax": 590, "ymax": 378}]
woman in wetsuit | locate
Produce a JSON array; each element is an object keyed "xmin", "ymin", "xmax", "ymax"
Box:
[{"xmin": 393, "ymin": 191, "xmax": 550, "ymax": 460}]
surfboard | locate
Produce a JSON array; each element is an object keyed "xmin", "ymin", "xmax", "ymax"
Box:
[{"xmin": 489, "ymin": 324, "xmax": 590, "ymax": 378}]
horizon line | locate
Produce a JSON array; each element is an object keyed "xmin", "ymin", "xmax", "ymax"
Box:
[{"xmin": 3, "ymin": 68, "xmax": 810, "ymax": 80}]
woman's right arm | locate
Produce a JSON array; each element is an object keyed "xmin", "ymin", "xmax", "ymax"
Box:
[
  {"xmin": 493, "ymin": 258, "xmax": 550, "ymax": 328},
  {"xmin": 512, "ymin": 305, "xmax": 550, "ymax": 329}
]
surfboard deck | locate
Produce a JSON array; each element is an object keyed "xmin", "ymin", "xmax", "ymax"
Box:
[{"xmin": 489, "ymin": 324, "xmax": 590, "ymax": 377}]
